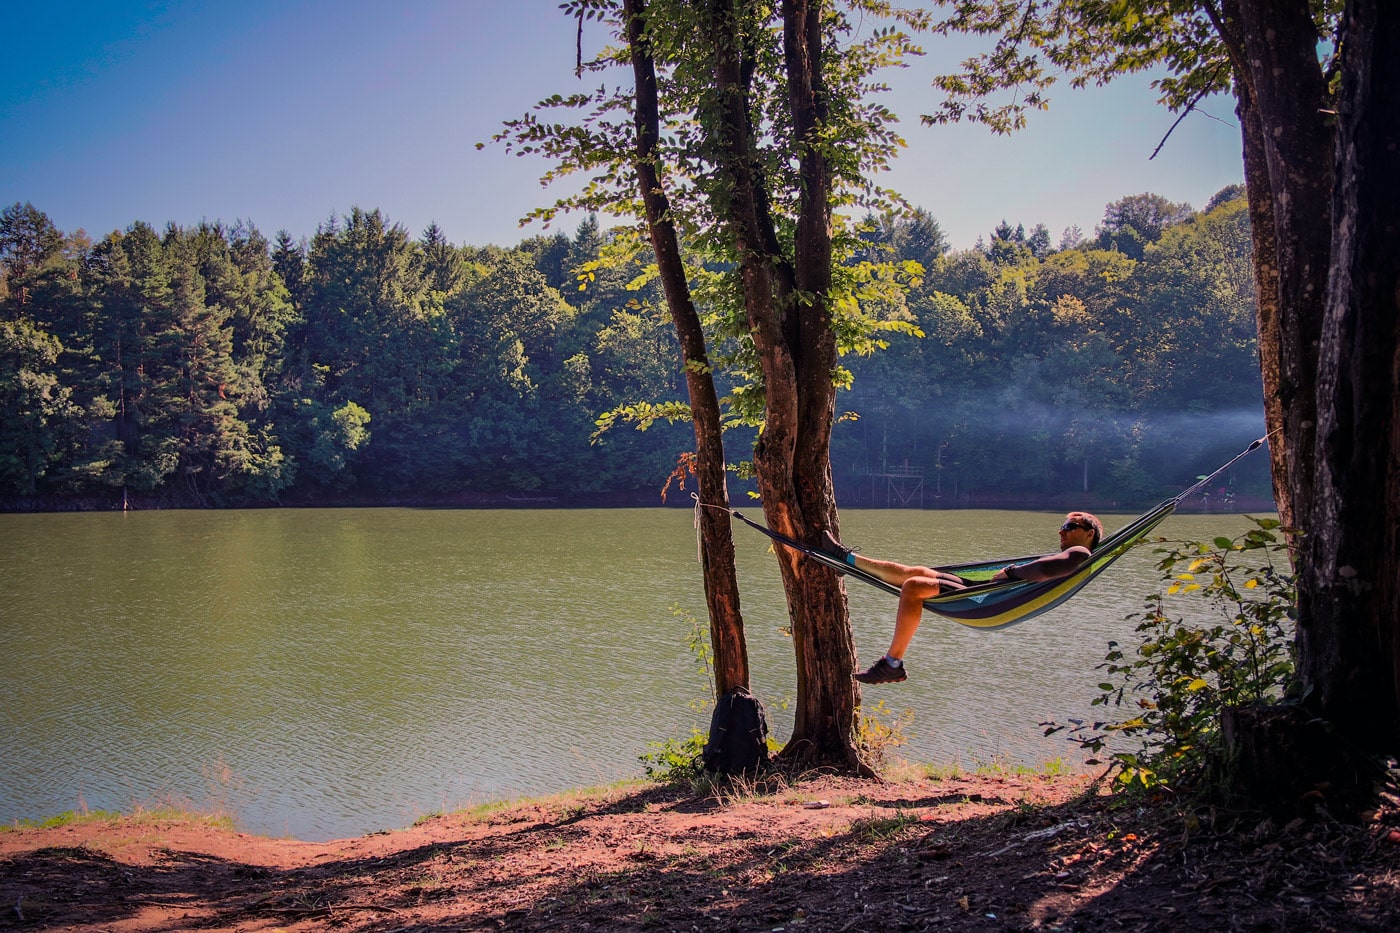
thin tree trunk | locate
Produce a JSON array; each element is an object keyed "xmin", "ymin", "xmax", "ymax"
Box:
[
  {"xmin": 625, "ymin": 0, "xmax": 750, "ymax": 694},
  {"xmin": 1209, "ymin": 0, "xmax": 1292, "ymax": 529},
  {"xmin": 1301, "ymin": 0, "xmax": 1400, "ymax": 750}
]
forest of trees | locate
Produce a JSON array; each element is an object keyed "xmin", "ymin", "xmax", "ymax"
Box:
[{"xmin": 0, "ymin": 189, "xmax": 1267, "ymax": 510}]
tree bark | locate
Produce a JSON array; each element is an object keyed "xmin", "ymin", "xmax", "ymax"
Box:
[
  {"xmin": 1211, "ymin": 0, "xmax": 1400, "ymax": 806},
  {"xmin": 625, "ymin": 0, "xmax": 751, "ymax": 695},
  {"xmin": 1300, "ymin": 0, "xmax": 1400, "ymax": 751},
  {"xmin": 1198, "ymin": 0, "xmax": 1400, "ymax": 811},
  {"xmin": 1221, "ymin": 704, "xmax": 1377, "ymax": 815}
]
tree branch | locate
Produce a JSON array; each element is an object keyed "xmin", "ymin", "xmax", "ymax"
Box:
[{"xmin": 1150, "ymin": 63, "xmax": 1230, "ymax": 160}]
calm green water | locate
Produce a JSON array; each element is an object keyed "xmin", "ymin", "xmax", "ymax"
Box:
[{"xmin": 0, "ymin": 506, "xmax": 1265, "ymax": 840}]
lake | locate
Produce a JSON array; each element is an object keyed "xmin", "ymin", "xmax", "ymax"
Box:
[{"xmin": 0, "ymin": 505, "xmax": 1266, "ymax": 840}]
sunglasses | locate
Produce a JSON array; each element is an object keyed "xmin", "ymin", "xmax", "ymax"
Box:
[{"xmin": 1060, "ymin": 520, "xmax": 1092, "ymax": 533}]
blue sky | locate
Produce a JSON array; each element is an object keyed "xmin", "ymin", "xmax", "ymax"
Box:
[{"xmin": 2, "ymin": 0, "xmax": 1244, "ymax": 251}]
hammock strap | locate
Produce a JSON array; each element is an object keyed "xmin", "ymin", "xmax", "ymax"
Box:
[
  {"xmin": 1171, "ymin": 435, "xmax": 1269, "ymax": 504},
  {"xmin": 693, "ymin": 494, "xmax": 814, "ymax": 555},
  {"xmin": 691, "ymin": 494, "xmax": 862, "ymax": 576}
]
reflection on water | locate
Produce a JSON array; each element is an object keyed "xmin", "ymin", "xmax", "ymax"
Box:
[{"xmin": 0, "ymin": 506, "xmax": 1268, "ymax": 840}]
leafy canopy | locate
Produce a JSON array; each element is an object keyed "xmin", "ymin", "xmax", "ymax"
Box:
[{"xmin": 485, "ymin": 0, "xmax": 935, "ymax": 429}]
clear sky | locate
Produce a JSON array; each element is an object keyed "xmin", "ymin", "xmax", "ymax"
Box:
[{"xmin": 2, "ymin": 0, "xmax": 1244, "ymax": 252}]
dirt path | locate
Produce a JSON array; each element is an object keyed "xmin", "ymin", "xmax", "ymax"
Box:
[{"xmin": 3, "ymin": 771, "xmax": 1398, "ymax": 931}]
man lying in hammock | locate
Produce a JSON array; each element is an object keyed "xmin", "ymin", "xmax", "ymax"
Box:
[{"xmin": 820, "ymin": 512, "xmax": 1104, "ymax": 685}]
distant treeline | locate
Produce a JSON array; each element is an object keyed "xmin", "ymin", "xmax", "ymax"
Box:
[{"xmin": 0, "ymin": 188, "xmax": 1266, "ymax": 510}]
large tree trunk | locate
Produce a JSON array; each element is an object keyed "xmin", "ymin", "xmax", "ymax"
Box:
[
  {"xmin": 1227, "ymin": 0, "xmax": 1333, "ymax": 539},
  {"xmin": 774, "ymin": 0, "xmax": 860, "ymax": 766},
  {"xmin": 1300, "ymin": 0, "xmax": 1400, "ymax": 751},
  {"xmin": 706, "ymin": 0, "xmax": 862, "ymax": 768},
  {"xmin": 625, "ymin": 0, "xmax": 751, "ymax": 695},
  {"xmin": 1214, "ymin": 0, "xmax": 1400, "ymax": 812}
]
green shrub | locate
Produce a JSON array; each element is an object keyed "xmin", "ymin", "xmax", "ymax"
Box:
[
  {"xmin": 1045, "ymin": 516, "xmax": 1296, "ymax": 795},
  {"xmin": 857, "ymin": 698, "xmax": 914, "ymax": 770},
  {"xmin": 639, "ymin": 729, "xmax": 709, "ymax": 783}
]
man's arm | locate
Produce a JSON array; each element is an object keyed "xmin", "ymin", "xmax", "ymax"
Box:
[{"xmin": 993, "ymin": 546, "xmax": 1092, "ymax": 583}]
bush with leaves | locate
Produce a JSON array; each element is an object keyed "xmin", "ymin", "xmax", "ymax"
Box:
[
  {"xmin": 856, "ymin": 698, "xmax": 915, "ymax": 770},
  {"xmin": 1045, "ymin": 516, "xmax": 1296, "ymax": 794}
]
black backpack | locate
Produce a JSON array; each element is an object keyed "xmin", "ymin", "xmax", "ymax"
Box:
[{"xmin": 701, "ymin": 686, "xmax": 770, "ymax": 774}]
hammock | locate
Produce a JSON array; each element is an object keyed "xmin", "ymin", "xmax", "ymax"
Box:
[{"xmin": 711, "ymin": 436, "xmax": 1267, "ymax": 631}]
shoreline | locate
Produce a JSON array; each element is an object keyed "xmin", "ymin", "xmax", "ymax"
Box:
[{"xmin": 0, "ymin": 490, "xmax": 1278, "ymax": 515}]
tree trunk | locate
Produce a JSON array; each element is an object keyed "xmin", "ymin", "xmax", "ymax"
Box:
[
  {"xmin": 1202, "ymin": 0, "xmax": 1398, "ymax": 812},
  {"xmin": 1221, "ymin": 704, "xmax": 1377, "ymax": 815},
  {"xmin": 625, "ymin": 0, "xmax": 751, "ymax": 695},
  {"xmin": 1300, "ymin": 0, "xmax": 1400, "ymax": 752},
  {"xmin": 775, "ymin": 0, "xmax": 860, "ymax": 767},
  {"xmin": 1211, "ymin": 0, "xmax": 1400, "ymax": 811},
  {"xmin": 1228, "ymin": 0, "xmax": 1334, "ymax": 540},
  {"xmin": 706, "ymin": 0, "xmax": 862, "ymax": 768}
]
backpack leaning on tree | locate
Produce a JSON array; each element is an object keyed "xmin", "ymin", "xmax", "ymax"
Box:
[{"xmin": 701, "ymin": 686, "xmax": 770, "ymax": 774}]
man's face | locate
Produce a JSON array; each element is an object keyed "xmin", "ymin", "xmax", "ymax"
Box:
[{"xmin": 1058, "ymin": 516, "xmax": 1095, "ymax": 549}]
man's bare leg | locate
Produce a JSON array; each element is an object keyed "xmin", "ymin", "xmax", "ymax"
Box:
[
  {"xmin": 886, "ymin": 576, "xmax": 941, "ymax": 660},
  {"xmin": 855, "ymin": 574, "xmax": 940, "ymax": 684},
  {"xmin": 850, "ymin": 553, "xmax": 935, "ymax": 587}
]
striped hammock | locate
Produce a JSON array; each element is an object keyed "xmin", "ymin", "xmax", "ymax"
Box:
[{"xmin": 721, "ymin": 437, "xmax": 1265, "ymax": 631}]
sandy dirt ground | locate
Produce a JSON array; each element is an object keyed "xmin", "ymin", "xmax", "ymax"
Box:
[{"xmin": 4, "ymin": 770, "xmax": 1400, "ymax": 932}]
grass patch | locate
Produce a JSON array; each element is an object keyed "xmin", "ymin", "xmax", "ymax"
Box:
[
  {"xmin": 848, "ymin": 809, "xmax": 921, "ymax": 841},
  {"xmin": 974, "ymin": 756, "xmax": 1076, "ymax": 777},
  {"xmin": 919, "ymin": 762, "xmax": 966, "ymax": 780},
  {"xmin": 4, "ymin": 809, "xmax": 125, "ymax": 833},
  {"xmin": 127, "ymin": 803, "xmax": 237, "ymax": 831},
  {"xmin": 449, "ymin": 778, "xmax": 650, "ymax": 826},
  {"xmin": 857, "ymin": 699, "xmax": 915, "ymax": 769},
  {"xmin": 4, "ymin": 803, "xmax": 236, "ymax": 835},
  {"xmin": 911, "ymin": 756, "xmax": 1078, "ymax": 780}
]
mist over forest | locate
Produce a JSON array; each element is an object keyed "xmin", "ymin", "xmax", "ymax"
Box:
[{"xmin": 0, "ymin": 187, "xmax": 1267, "ymax": 511}]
